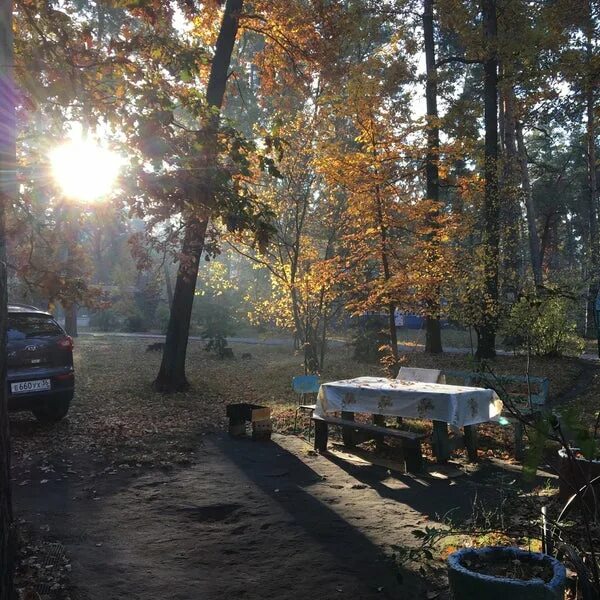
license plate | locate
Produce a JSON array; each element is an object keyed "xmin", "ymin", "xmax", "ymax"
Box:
[{"xmin": 11, "ymin": 379, "xmax": 51, "ymax": 394}]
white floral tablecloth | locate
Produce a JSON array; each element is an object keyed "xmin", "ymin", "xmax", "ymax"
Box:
[{"xmin": 315, "ymin": 376, "xmax": 503, "ymax": 428}]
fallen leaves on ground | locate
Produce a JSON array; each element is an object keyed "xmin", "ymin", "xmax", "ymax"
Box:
[{"xmin": 9, "ymin": 336, "xmax": 599, "ymax": 598}]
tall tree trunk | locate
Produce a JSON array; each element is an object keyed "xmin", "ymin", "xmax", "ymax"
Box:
[
  {"xmin": 515, "ymin": 121, "xmax": 543, "ymax": 289},
  {"xmin": 585, "ymin": 8, "xmax": 598, "ymax": 340},
  {"xmin": 63, "ymin": 303, "xmax": 78, "ymax": 337},
  {"xmin": 374, "ymin": 184, "xmax": 398, "ymax": 364},
  {"xmin": 499, "ymin": 85, "xmax": 522, "ymax": 299},
  {"xmin": 423, "ymin": 0, "xmax": 443, "ymax": 354},
  {"xmin": 476, "ymin": 0, "xmax": 499, "ymax": 359},
  {"xmin": 0, "ymin": 1, "xmax": 15, "ymax": 596},
  {"xmin": 370, "ymin": 127, "xmax": 398, "ymax": 365},
  {"xmin": 154, "ymin": 0, "xmax": 243, "ymax": 392},
  {"xmin": 155, "ymin": 218, "xmax": 208, "ymax": 390}
]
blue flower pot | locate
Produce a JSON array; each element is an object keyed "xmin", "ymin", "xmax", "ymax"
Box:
[{"xmin": 447, "ymin": 546, "xmax": 566, "ymax": 600}]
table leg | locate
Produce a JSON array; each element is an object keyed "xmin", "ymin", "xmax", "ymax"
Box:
[
  {"xmin": 464, "ymin": 425, "xmax": 478, "ymax": 462},
  {"xmin": 341, "ymin": 411, "xmax": 356, "ymax": 447},
  {"xmin": 432, "ymin": 420, "xmax": 451, "ymax": 463}
]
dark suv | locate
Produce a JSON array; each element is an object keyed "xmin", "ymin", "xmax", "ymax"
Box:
[{"xmin": 7, "ymin": 304, "xmax": 74, "ymax": 423}]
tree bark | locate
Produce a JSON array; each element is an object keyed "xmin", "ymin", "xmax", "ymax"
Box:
[
  {"xmin": 163, "ymin": 263, "xmax": 173, "ymax": 309},
  {"xmin": 423, "ymin": 0, "xmax": 443, "ymax": 354},
  {"xmin": 499, "ymin": 85, "xmax": 522, "ymax": 298},
  {"xmin": 0, "ymin": 0, "xmax": 16, "ymax": 596},
  {"xmin": 154, "ymin": 218, "xmax": 208, "ymax": 391},
  {"xmin": 585, "ymin": 5, "xmax": 598, "ymax": 340},
  {"xmin": 515, "ymin": 121, "xmax": 543, "ymax": 289},
  {"xmin": 476, "ymin": 0, "xmax": 499, "ymax": 359},
  {"xmin": 374, "ymin": 176, "xmax": 399, "ymax": 364},
  {"xmin": 63, "ymin": 303, "xmax": 78, "ymax": 337},
  {"xmin": 154, "ymin": 0, "xmax": 243, "ymax": 392}
]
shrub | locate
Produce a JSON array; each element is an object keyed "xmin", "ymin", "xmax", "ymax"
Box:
[
  {"xmin": 352, "ymin": 316, "xmax": 389, "ymax": 363},
  {"xmin": 501, "ymin": 294, "xmax": 584, "ymax": 357},
  {"xmin": 199, "ymin": 301, "xmax": 234, "ymax": 359},
  {"xmin": 89, "ymin": 308, "xmax": 121, "ymax": 332},
  {"xmin": 123, "ymin": 313, "xmax": 148, "ymax": 332},
  {"xmin": 154, "ymin": 303, "xmax": 170, "ymax": 333}
]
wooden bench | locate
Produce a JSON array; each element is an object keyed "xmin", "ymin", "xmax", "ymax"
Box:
[
  {"xmin": 312, "ymin": 412, "xmax": 427, "ymax": 473},
  {"xmin": 445, "ymin": 370, "xmax": 550, "ymax": 460}
]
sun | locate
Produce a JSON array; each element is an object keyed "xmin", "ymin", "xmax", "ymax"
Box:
[{"xmin": 50, "ymin": 137, "xmax": 123, "ymax": 202}]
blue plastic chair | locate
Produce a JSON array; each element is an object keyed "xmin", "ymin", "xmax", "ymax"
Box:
[{"xmin": 292, "ymin": 375, "xmax": 320, "ymax": 437}]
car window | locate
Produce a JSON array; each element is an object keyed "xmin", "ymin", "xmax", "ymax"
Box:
[{"xmin": 7, "ymin": 315, "xmax": 63, "ymax": 340}]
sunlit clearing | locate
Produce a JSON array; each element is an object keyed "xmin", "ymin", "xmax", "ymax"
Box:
[{"xmin": 50, "ymin": 138, "xmax": 122, "ymax": 202}]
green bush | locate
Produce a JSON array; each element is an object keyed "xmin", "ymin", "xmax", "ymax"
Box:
[
  {"xmin": 352, "ymin": 316, "xmax": 389, "ymax": 363},
  {"xmin": 89, "ymin": 309, "xmax": 121, "ymax": 332},
  {"xmin": 123, "ymin": 313, "xmax": 148, "ymax": 332},
  {"xmin": 154, "ymin": 303, "xmax": 170, "ymax": 333},
  {"xmin": 501, "ymin": 294, "xmax": 584, "ymax": 357},
  {"xmin": 199, "ymin": 301, "xmax": 234, "ymax": 358}
]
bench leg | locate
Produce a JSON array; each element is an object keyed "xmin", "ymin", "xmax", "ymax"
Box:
[
  {"xmin": 341, "ymin": 411, "xmax": 357, "ymax": 448},
  {"xmin": 373, "ymin": 414, "xmax": 386, "ymax": 451},
  {"xmin": 432, "ymin": 420, "xmax": 451, "ymax": 463},
  {"xmin": 404, "ymin": 441, "xmax": 423, "ymax": 473},
  {"xmin": 464, "ymin": 425, "xmax": 478, "ymax": 462},
  {"xmin": 314, "ymin": 420, "xmax": 328, "ymax": 452}
]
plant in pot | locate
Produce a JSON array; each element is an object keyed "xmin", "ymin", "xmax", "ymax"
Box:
[
  {"xmin": 394, "ymin": 490, "xmax": 568, "ymax": 600},
  {"xmin": 447, "ymin": 545, "xmax": 565, "ymax": 599}
]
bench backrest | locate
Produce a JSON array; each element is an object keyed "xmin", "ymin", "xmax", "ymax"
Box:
[
  {"xmin": 444, "ymin": 370, "xmax": 550, "ymax": 408},
  {"xmin": 292, "ymin": 375, "xmax": 321, "ymax": 394},
  {"xmin": 397, "ymin": 367, "xmax": 446, "ymax": 384}
]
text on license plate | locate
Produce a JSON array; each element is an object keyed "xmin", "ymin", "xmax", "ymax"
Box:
[{"xmin": 11, "ymin": 379, "xmax": 51, "ymax": 394}]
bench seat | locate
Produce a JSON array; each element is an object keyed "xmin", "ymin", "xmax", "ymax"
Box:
[
  {"xmin": 312, "ymin": 413, "xmax": 427, "ymax": 472},
  {"xmin": 444, "ymin": 370, "xmax": 550, "ymax": 460}
]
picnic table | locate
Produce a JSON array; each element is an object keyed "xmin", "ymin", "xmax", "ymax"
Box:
[{"xmin": 313, "ymin": 376, "xmax": 503, "ymax": 466}]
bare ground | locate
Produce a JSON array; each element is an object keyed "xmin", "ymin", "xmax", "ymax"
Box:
[
  {"xmin": 9, "ymin": 338, "xmax": 582, "ymax": 600},
  {"xmin": 12, "ymin": 430, "xmax": 557, "ymax": 600}
]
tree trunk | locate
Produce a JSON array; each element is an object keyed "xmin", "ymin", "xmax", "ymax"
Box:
[
  {"xmin": 499, "ymin": 85, "xmax": 522, "ymax": 299},
  {"xmin": 585, "ymin": 9, "xmax": 598, "ymax": 339},
  {"xmin": 154, "ymin": 218, "xmax": 208, "ymax": 391},
  {"xmin": 0, "ymin": 0, "xmax": 16, "ymax": 596},
  {"xmin": 515, "ymin": 121, "xmax": 543, "ymax": 289},
  {"xmin": 154, "ymin": 0, "xmax": 243, "ymax": 392},
  {"xmin": 423, "ymin": 0, "xmax": 443, "ymax": 354},
  {"xmin": 373, "ymin": 179, "xmax": 399, "ymax": 364},
  {"xmin": 476, "ymin": 0, "xmax": 499, "ymax": 359},
  {"xmin": 63, "ymin": 303, "xmax": 78, "ymax": 337},
  {"xmin": 164, "ymin": 263, "xmax": 173, "ymax": 309}
]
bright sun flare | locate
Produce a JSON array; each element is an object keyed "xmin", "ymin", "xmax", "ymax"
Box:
[{"xmin": 50, "ymin": 138, "xmax": 122, "ymax": 202}]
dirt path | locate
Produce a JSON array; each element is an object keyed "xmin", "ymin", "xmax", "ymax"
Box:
[{"xmin": 13, "ymin": 431, "xmax": 529, "ymax": 600}]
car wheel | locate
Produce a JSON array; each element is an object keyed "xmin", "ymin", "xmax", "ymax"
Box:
[{"xmin": 32, "ymin": 392, "xmax": 72, "ymax": 424}]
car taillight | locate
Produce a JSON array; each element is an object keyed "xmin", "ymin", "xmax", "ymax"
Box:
[{"xmin": 57, "ymin": 336, "xmax": 74, "ymax": 351}]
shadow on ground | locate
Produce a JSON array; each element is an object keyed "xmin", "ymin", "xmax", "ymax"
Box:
[{"xmin": 13, "ymin": 431, "xmax": 554, "ymax": 600}]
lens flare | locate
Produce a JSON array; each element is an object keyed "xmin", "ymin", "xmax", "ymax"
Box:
[{"xmin": 50, "ymin": 138, "xmax": 122, "ymax": 202}]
